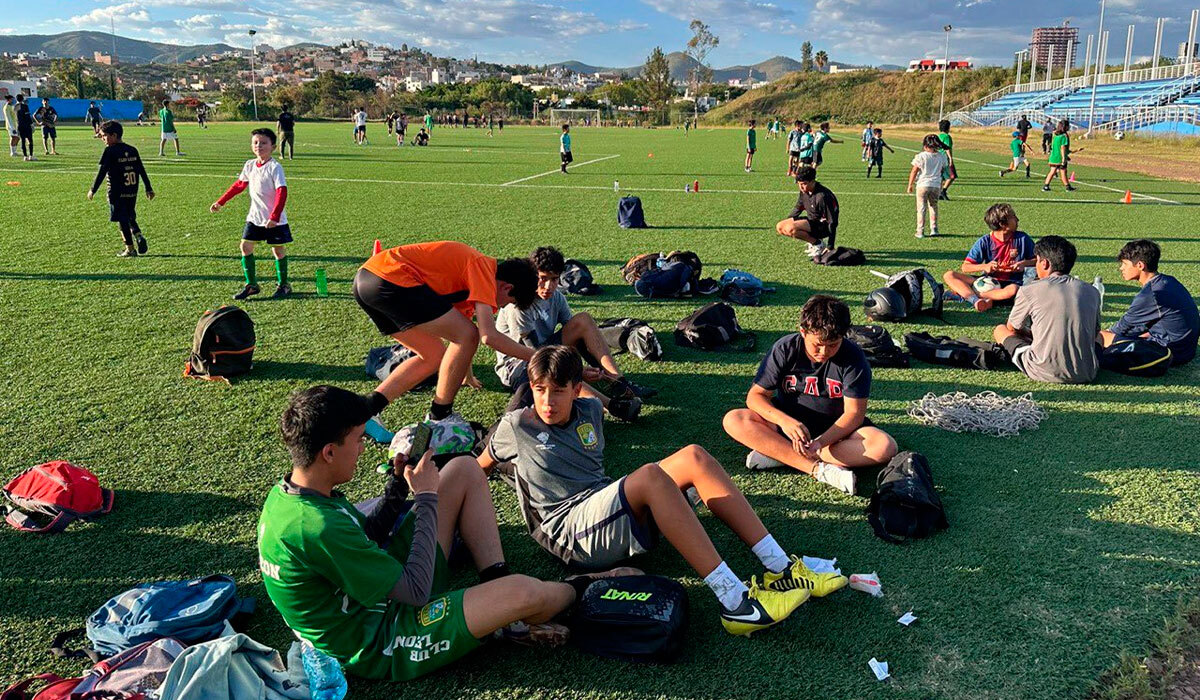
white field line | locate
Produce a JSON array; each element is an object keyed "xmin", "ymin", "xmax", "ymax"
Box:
[
  {"xmin": 500, "ymin": 153, "xmax": 621, "ymax": 186},
  {"xmin": 881, "ymin": 138, "xmax": 1182, "ymax": 205}
]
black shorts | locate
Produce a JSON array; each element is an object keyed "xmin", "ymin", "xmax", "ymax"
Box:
[
  {"xmin": 869, "ymin": 156, "xmax": 883, "ymax": 165},
  {"xmin": 242, "ymin": 221, "xmax": 293, "ymax": 245},
  {"xmin": 773, "ymin": 402, "xmax": 874, "ymax": 439},
  {"xmin": 90, "ymin": 119, "xmax": 101, "ymax": 127},
  {"xmin": 800, "ymin": 156, "xmax": 814, "ymax": 165},
  {"xmin": 747, "ymin": 148, "xmax": 756, "ymax": 154},
  {"xmin": 356, "ymin": 125, "xmax": 366, "ymax": 134},
  {"xmin": 109, "ymin": 199, "xmax": 138, "ymax": 225},
  {"xmin": 42, "ymin": 126, "xmax": 56, "ymax": 138},
  {"xmin": 789, "ymin": 150, "xmax": 800, "ymax": 158},
  {"xmin": 561, "ymin": 151, "xmax": 573, "ymax": 164},
  {"xmin": 793, "ymin": 216, "xmax": 832, "ymax": 240},
  {"xmin": 816, "ymin": 153, "xmax": 824, "ymax": 166},
  {"xmin": 353, "ymin": 268, "xmax": 466, "ymax": 335}
]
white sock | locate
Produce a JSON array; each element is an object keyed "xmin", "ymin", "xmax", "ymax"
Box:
[
  {"xmin": 704, "ymin": 561, "xmax": 749, "ymax": 612},
  {"xmin": 752, "ymin": 534, "xmax": 789, "ymax": 574},
  {"xmin": 966, "ymin": 294, "xmax": 981, "ymax": 305}
]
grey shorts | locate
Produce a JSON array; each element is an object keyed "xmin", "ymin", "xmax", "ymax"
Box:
[{"xmin": 560, "ymin": 478, "xmax": 656, "ymax": 568}]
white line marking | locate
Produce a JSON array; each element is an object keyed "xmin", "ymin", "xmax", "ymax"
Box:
[{"xmin": 500, "ymin": 153, "xmax": 621, "ymax": 186}]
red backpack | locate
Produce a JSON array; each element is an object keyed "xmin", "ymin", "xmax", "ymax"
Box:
[
  {"xmin": 2, "ymin": 461, "xmax": 114, "ymax": 534},
  {"xmin": 0, "ymin": 674, "xmax": 82, "ymax": 700}
]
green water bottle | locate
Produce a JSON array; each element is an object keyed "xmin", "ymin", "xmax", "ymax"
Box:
[{"xmin": 314, "ymin": 268, "xmax": 329, "ymax": 297}]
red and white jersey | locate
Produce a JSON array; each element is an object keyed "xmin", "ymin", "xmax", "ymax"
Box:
[{"xmin": 237, "ymin": 157, "xmax": 287, "ymax": 226}]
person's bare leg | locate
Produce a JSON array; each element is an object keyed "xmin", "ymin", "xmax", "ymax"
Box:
[
  {"xmin": 373, "ymin": 328, "xmax": 444, "ymax": 400},
  {"xmin": 621, "ymin": 464, "xmax": 722, "ymax": 576},
  {"xmin": 943, "ymin": 270, "xmax": 992, "ymax": 311},
  {"xmin": 818, "ymin": 427, "xmax": 897, "ymax": 468},
  {"xmin": 776, "ymin": 219, "xmax": 819, "ymax": 244},
  {"xmin": 463, "ymin": 576, "xmax": 576, "ymax": 637},
  {"xmin": 722, "ymin": 408, "xmax": 816, "ymax": 474},
  {"xmin": 657, "ymin": 445, "xmax": 768, "ymax": 548},
  {"xmin": 561, "ymin": 313, "xmax": 621, "ymax": 377},
  {"xmin": 436, "ymin": 457, "xmax": 504, "ymax": 570},
  {"xmin": 1099, "ymin": 329, "xmax": 1116, "ymax": 347},
  {"xmin": 981, "ymin": 284, "xmax": 1019, "ymax": 302},
  {"xmin": 397, "ymin": 310, "xmax": 479, "ymax": 406}
]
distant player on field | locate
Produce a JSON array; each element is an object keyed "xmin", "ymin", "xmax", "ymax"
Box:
[
  {"xmin": 86, "ymin": 101, "xmax": 103, "ymax": 137},
  {"xmin": 744, "ymin": 119, "xmax": 757, "ymax": 172},
  {"xmin": 158, "ymin": 100, "xmax": 184, "ymax": 157},
  {"xmin": 196, "ymin": 103, "xmax": 209, "ymax": 129},
  {"xmin": 860, "ymin": 121, "xmax": 873, "ymax": 161},
  {"xmin": 87, "ymin": 120, "xmax": 154, "ymax": 258},
  {"xmin": 34, "ymin": 98, "xmax": 58, "ymax": 156},
  {"xmin": 559, "ymin": 124, "xmax": 572, "ymax": 174},
  {"xmin": 276, "ymin": 106, "xmax": 296, "ymax": 160},
  {"xmin": 999, "ymin": 130, "xmax": 1030, "ymax": 178},
  {"xmin": 812, "ymin": 122, "xmax": 842, "ymax": 169},
  {"xmin": 353, "ymin": 107, "xmax": 368, "ymax": 145}
]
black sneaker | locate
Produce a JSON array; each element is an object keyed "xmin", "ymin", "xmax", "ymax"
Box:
[
  {"xmin": 135, "ymin": 233, "xmax": 148, "ymax": 255},
  {"xmin": 1042, "ymin": 185, "xmax": 1051, "ymax": 192},
  {"xmin": 613, "ymin": 377, "xmax": 658, "ymax": 399},
  {"xmin": 233, "ymin": 284, "xmax": 261, "ymax": 300},
  {"xmin": 607, "ymin": 396, "xmax": 642, "ymax": 422},
  {"xmin": 117, "ymin": 248, "xmax": 137, "ymax": 258},
  {"xmin": 999, "ymin": 169, "xmax": 1006, "ymax": 177},
  {"xmin": 272, "ymin": 283, "xmax": 293, "ymax": 299},
  {"xmin": 940, "ymin": 191, "xmax": 951, "ymax": 201},
  {"xmin": 1065, "ymin": 185, "xmax": 1076, "ymax": 192}
]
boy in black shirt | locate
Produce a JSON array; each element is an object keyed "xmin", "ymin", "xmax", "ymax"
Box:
[
  {"xmin": 87, "ymin": 121, "xmax": 154, "ymax": 257},
  {"xmin": 865, "ymin": 127, "xmax": 893, "ymax": 178},
  {"xmin": 277, "ymin": 107, "xmax": 296, "ymax": 159},
  {"xmin": 87, "ymin": 101, "xmax": 103, "ymax": 136},
  {"xmin": 34, "ymin": 98, "xmax": 58, "ymax": 155},
  {"xmin": 14, "ymin": 95, "xmax": 35, "ymax": 161},
  {"xmin": 723, "ymin": 295, "xmax": 898, "ymax": 495},
  {"xmin": 774, "ymin": 166, "xmax": 840, "ymax": 257}
]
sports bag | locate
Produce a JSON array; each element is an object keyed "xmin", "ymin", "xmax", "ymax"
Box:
[
  {"xmin": 904, "ymin": 332, "xmax": 1008, "ymax": 371},
  {"xmin": 562, "ymin": 259, "xmax": 600, "ymax": 295},
  {"xmin": 3, "ymin": 461, "xmax": 114, "ymax": 534},
  {"xmin": 812, "ymin": 246, "xmax": 865, "ymax": 266},
  {"xmin": 570, "ymin": 575, "xmax": 688, "ymax": 663},
  {"xmin": 884, "ymin": 268, "xmax": 944, "ymax": 320},
  {"xmin": 365, "ymin": 345, "xmax": 437, "ymax": 389},
  {"xmin": 634, "ymin": 260, "xmax": 692, "ymax": 298},
  {"xmin": 0, "ymin": 674, "xmax": 82, "ymax": 700},
  {"xmin": 184, "ymin": 306, "xmax": 255, "ymax": 380},
  {"xmin": 621, "ymin": 253, "xmax": 661, "ymax": 283},
  {"xmin": 617, "ymin": 196, "xmax": 647, "ymax": 229},
  {"xmin": 61, "ymin": 575, "xmax": 255, "ymax": 659},
  {"xmin": 1099, "ymin": 338, "xmax": 1173, "ymax": 377},
  {"xmin": 719, "ymin": 269, "xmax": 771, "ymax": 307},
  {"xmin": 846, "ymin": 325, "xmax": 910, "ymax": 368},
  {"xmin": 598, "ymin": 318, "xmax": 663, "ymax": 361},
  {"xmin": 664, "ymin": 250, "xmax": 703, "ymax": 290},
  {"xmin": 71, "ymin": 637, "xmax": 186, "ymax": 697},
  {"xmin": 674, "ymin": 303, "xmax": 756, "ymax": 352},
  {"xmin": 865, "ymin": 451, "xmax": 948, "ymax": 544}
]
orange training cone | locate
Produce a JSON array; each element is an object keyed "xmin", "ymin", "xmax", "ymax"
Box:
[
  {"xmin": 1123, "ymin": 190, "xmax": 1133, "ymax": 205},
  {"xmin": 648, "ymin": 152, "xmax": 653, "ymax": 158},
  {"xmin": 373, "ymin": 239, "xmax": 383, "ymax": 255},
  {"xmin": 1068, "ymin": 172, "xmax": 1075, "ymax": 183},
  {"xmin": 693, "ymin": 179, "xmax": 700, "ymax": 192}
]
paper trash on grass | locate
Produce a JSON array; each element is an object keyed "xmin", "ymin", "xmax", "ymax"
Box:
[
  {"xmin": 898, "ymin": 611, "xmax": 917, "ymax": 626},
  {"xmin": 802, "ymin": 556, "xmax": 840, "ymax": 575},
  {"xmin": 849, "ymin": 572, "xmax": 883, "ymax": 597},
  {"xmin": 868, "ymin": 657, "xmax": 890, "ymax": 681}
]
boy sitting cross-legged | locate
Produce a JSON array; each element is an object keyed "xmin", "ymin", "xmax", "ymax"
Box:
[
  {"xmin": 942, "ymin": 203, "xmax": 1036, "ymax": 312},
  {"xmin": 1099, "ymin": 239, "xmax": 1199, "ymax": 367},
  {"xmin": 722, "ymin": 295, "xmax": 898, "ymax": 496},
  {"xmin": 258, "ymin": 385, "xmax": 630, "ymax": 681},
  {"xmin": 480, "ymin": 346, "xmax": 846, "ymax": 637}
]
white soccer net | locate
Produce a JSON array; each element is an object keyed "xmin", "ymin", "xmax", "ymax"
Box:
[{"xmin": 549, "ymin": 109, "xmax": 601, "ymax": 126}]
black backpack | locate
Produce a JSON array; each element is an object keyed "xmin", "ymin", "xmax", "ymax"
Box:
[
  {"xmin": 847, "ymin": 325, "xmax": 910, "ymax": 368},
  {"xmin": 904, "ymin": 332, "xmax": 1009, "ymax": 370},
  {"xmin": 598, "ymin": 318, "xmax": 663, "ymax": 361},
  {"xmin": 365, "ymin": 345, "xmax": 437, "ymax": 389},
  {"xmin": 884, "ymin": 268, "xmax": 945, "ymax": 320},
  {"xmin": 1099, "ymin": 338, "xmax": 1173, "ymax": 377},
  {"xmin": 674, "ymin": 302, "xmax": 756, "ymax": 351},
  {"xmin": 866, "ymin": 452, "xmax": 949, "ymax": 544},
  {"xmin": 562, "ymin": 259, "xmax": 600, "ymax": 295},
  {"xmin": 812, "ymin": 246, "xmax": 866, "ymax": 266},
  {"xmin": 617, "ymin": 196, "xmax": 647, "ymax": 229},
  {"xmin": 570, "ymin": 575, "xmax": 688, "ymax": 663},
  {"xmin": 184, "ymin": 306, "xmax": 255, "ymax": 380},
  {"xmin": 664, "ymin": 251, "xmax": 703, "ymax": 289}
]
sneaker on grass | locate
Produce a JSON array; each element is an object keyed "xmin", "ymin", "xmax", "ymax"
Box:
[
  {"xmin": 135, "ymin": 233, "xmax": 148, "ymax": 255},
  {"xmin": 719, "ymin": 578, "xmax": 810, "ymax": 637},
  {"xmin": 762, "ymin": 555, "xmax": 848, "ymax": 598},
  {"xmin": 745, "ymin": 450, "xmax": 784, "ymax": 471},
  {"xmin": 812, "ymin": 461, "xmax": 856, "ymax": 495},
  {"xmin": 606, "ymin": 397, "xmax": 642, "ymax": 422},
  {"xmin": 272, "ymin": 283, "xmax": 292, "ymax": 299},
  {"xmin": 233, "ymin": 284, "xmax": 261, "ymax": 300}
]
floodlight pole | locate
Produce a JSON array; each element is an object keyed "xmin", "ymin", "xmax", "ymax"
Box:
[
  {"xmin": 248, "ymin": 29, "xmax": 259, "ymax": 121},
  {"xmin": 938, "ymin": 25, "xmax": 952, "ymax": 121},
  {"xmin": 1152, "ymin": 18, "xmax": 1164, "ymax": 80},
  {"xmin": 1015, "ymin": 50, "xmax": 1024, "ymax": 92},
  {"xmin": 1086, "ymin": 0, "xmax": 1107, "ymax": 137}
]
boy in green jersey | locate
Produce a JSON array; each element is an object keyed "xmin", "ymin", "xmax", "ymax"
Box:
[
  {"xmin": 936, "ymin": 119, "xmax": 955, "ymax": 200},
  {"xmin": 157, "ymin": 99, "xmax": 183, "ymax": 157},
  {"xmin": 745, "ymin": 119, "xmax": 757, "ymax": 172},
  {"xmin": 999, "ymin": 130, "xmax": 1030, "ymax": 178},
  {"xmin": 258, "ymin": 385, "xmax": 626, "ymax": 680},
  {"xmin": 1042, "ymin": 119, "xmax": 1076, "ymax": 192},
  {"xmin": 812, "ymin": 122, "xmax": 842, "ymax": 168}
]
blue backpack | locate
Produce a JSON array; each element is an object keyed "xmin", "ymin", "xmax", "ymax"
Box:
[
  {"xmin": 719, "ymin": 269, "xmax": 770, "ymax": 307},
  {"xmin": 634, "ymin": 260, "xmax": 692, "ymax": 298},
  {"xmin": 55, "ymin": 575, "xmax": 255, "ymax": 660},
  {"xmin": 617, "ymin": 196, "xmax": 647, "ymax": 229}
]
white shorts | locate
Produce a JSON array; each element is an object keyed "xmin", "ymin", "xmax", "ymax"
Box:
[
  {"xmin": 161, "ymin": 131, "xmax": 177, "ymax": 141},
  {"xmin": 1012, "ymin": 156, "xmax": 1027, "ymax": 168}
]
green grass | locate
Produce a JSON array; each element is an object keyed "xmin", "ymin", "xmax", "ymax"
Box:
[{"xmin": 1, "ymin": 122, "xmax": 1198, "ymax": 699}]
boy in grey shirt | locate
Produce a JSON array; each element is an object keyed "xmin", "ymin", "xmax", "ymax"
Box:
[
  {"xmin": 993, "ymin": 235, "xmax": 1101, "ymax": 383},
  {"xmin": 480, "ymin": 346, "xmax": 847, "ymax": 637}
]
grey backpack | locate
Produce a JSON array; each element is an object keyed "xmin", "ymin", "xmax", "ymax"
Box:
[{"xmin": 598, "ymin": 318, "xmax": 663, "ymax": 361}]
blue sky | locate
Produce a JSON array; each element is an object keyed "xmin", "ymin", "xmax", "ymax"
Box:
[{"xmin": 5, "ymin": 0, "xmax": 1200, "ymax": 68}]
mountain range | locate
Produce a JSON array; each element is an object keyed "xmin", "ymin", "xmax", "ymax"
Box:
[
  {"xmin": 0, "ymin": 31, "xmax": 239, "ymax": 64},
  {"xmin": 548, "ymin": 53, "xmax": 807, "ymax": 82}
]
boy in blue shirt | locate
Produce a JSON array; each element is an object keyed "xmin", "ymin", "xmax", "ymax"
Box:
[
  {"xmin": 559, "ymin": 124, "xmax": 572, "ymax": 174},
  {"xmin": 1100, "ymin": 239, "xmax": 1199, "ymax": 366},
  {"xmin": 942, "ymin": 203, "xmax": 1035, "ymax": 312}
]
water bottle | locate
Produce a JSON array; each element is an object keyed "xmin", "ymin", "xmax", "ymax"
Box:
[
  {"xmin": 300, "ymin": 641, "xmax": 347, "ymax": 700},
  {"xmin": 685, "ymin": 183, "xmax": 692, "ymax": 193},
  {"xmin": 1093, "ymin": 275, "xmax": 1105, "ymax": 309},
  {"xmin": 314, "ymin": 268, "xmax": 329, "ymax": 297},
  {"xmin": 613, "ymin": 180, "xmax": 619, "ymax": 192}
]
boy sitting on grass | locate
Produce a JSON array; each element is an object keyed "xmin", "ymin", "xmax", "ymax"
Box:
[
  {"xmin": 259, "ymin": 385, "xmax": 629, "ymax": 681},
  {"xmin": 722, "ymin": 295, "xmax": 898, "ymax": 496},
  {"xmin": 993, "ymin": 235, "xmax": 1101, "ymax": 384},
  {"xmin": 480, "ymin": 346, "xmax": 846, "ymax": 637},
  {"xmin": 211, "ymin": 128, "xmax": 293, "ymax": 300},
  {"xmin": 1099, "ymin": 239, "xmax": 1199, "ymax": 367},
  {"xmin": 942, "ymin": 203, "xmax": 1035, "ymax": 312}
]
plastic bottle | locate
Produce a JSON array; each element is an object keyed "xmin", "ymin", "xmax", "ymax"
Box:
[
  {"xmin": 300, "ymin": 641, "xmax": 347, "ymax": 700},
  {"xmin": 613, "ymin": 180, "xmax": 619, "ymax": 192},
  {"xmin": 685, "ymin": 183, "xmax": 692, "ymax": 193},
  {"xmin": 1093, "ymin": 275, "xmax": 1105, "ymax": 309},
  {"xmin": 314, "ymin": 268, "xmax": 329, "ymax": 297}
]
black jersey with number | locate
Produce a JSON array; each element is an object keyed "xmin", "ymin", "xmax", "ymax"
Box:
[
  {"xmin": 92, "ymin": 143, "xmax": 152, "ymax": 202},
  {"xmin": 34, "ymin": 105, "xmax": 57, "ymax": 125}
]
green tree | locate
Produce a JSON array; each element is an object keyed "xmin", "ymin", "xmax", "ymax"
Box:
[
  {"xmin": 801, "ymin": 42, "xmax": 814, "ymax": 71},
  {"xmin": 594, "ymin": 80, "xmax": 643, "ymax": 107},
  {"xmin": 684, "ymin": 19, "xmax": 719, "ymax": 118},
  {"xmin": 815, "ymin": 50, "xmax": 829, "ymax": 72},
  {"xmin": 0, "ymin": 59, "xmax": 21, "ymax": 80},
  {"xmin": 641, "ymin": 47, "xmax": 674, "ymax": 125},
  {"xmin": 219, "ymin": 83, "xmax": 256, "ymax": 120}
]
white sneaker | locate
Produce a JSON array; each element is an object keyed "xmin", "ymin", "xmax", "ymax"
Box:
[
  {"xmin": 745, "ymin": 450, "xmax": 784, "ymax": 471},
  {"xmin": 813, "ymin": 461, "xmax": 856, "ymax": 495},
  {"xmin": 27, "ymin": 155, "xmax": 36, "ymax": 161},
  {"xmin": 804, "ymin": 241, "xmax": 828, "ymax": 258},
  {"xmin": 929, "ymin": 228, "xmax": 939, "ymax": 237},
  {"xmin": 915, "ymin": 232, "xmax": 924, "ymax": 239}
]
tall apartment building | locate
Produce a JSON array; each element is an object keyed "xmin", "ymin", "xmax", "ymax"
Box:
[{"xmin": 1031, "ymin": 24, "xmax": 1078, "ymax": 68}]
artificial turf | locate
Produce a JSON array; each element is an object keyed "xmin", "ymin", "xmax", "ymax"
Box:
[{"xmin": 0, "ymin": 120, "xmax": 1197, "ymax": 699}]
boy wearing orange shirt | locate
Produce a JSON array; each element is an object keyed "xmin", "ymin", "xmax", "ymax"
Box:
[{"xmin": 354, "ymin": 241, "xmax": 539, "ymax": 423}]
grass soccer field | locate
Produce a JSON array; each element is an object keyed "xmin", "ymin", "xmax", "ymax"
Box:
[{"xmin": 1, "ymin": 121, "xmax": 1198, "ymax": 699}]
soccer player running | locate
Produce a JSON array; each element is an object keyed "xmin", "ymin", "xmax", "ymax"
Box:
[
  {"xmin": 87, "ymin": 120, "xmax": 154, "ymax": 257},
  {"xmin": 86, "ymin": 101, "xmax": 103, "ymax": 137},
  {"xmin": 999, "ymin": 130, "xmax": 1030, "ymax": 178},
  {"xmin": 34, "ymin": 98, "xmax": 58, "ymax": 156},
  {"xmin": 1042, "ymin": 119, "xmax": 1076, "ymax": 192},
  {"xmin": 812, "ymin": 122, "xmax": 842, "ymax": 170}
]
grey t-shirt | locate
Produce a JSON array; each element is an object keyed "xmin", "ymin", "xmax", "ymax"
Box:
[
  {"xmin": 1007, "ymin": 273, "xmax": 1101, "ymax": 383},
  {"xmin": 494, "ymin": 291, "xmax": 573, "ymax": 383},
  {"xmin": 487, "ymin": 398, "xmax": 608, "ymax": 556}
]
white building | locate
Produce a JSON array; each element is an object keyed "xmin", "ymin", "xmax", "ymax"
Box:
[
  {"xmin": 366, "ymin": 47, "xmax": 388, "ymax": 62},
  {"xmin": 430, "ymin": 68, "xmax": 448, "ymax": 84},
  {"xmin": 0, "ymin": 80, "xmax": 37, "ymax": 98},
  {"xmin": 829, "ymin": 65, "xmax": 867, "ymax": 74},
  {"xmin": 404, "ymin": 75, "xmax": 426, "ymax": 91}
]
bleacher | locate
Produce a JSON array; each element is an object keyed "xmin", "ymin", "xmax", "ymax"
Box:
[
  {"xmin": 1176, "ymin": 92, "xmax": 1200, "ymax": 105},
  {"xmin": 1046, "ymin": 77, "xmax": 1193, "ymax": 114}
]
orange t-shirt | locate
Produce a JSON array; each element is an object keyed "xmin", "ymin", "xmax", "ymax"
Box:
[{"xmin": 361, "ymin": 241, "xmax": 497, "ymax": 317}]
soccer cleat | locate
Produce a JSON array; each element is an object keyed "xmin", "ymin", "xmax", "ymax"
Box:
[
  {"xmin": 929, "ymin": 228, "xmax": 940, "ymax": 237},
  {"xmin": 998, "ymin": 169, "xmax": 1005, "ymax": 177},
  {"xmin": 762, "ymin": 555, "xmax": 848, "ymax": 598},
  {"xmin": 493, "ymin": 620, "xmax": 570, "ymax": 648},
  {"xmin": 720, "ymin": 578, "xmax": 809, "ymax": 637},
  {"xmin": 272, "ymin": 283, "xmax": 293, "ymax": 299},
  {"xmin": 135, "ymin": 233, "xmax": 148, "ymax": 255},
  {"xmin": 1042, "ymin": 185, "xmax": 1051, "ymax": 192},
  {"xmin": 745, "ymin": 450, "xmax": 784, "ymax": 471},
  {"xmin": 607, "ymin": 396, "xmax": 642, "ymax": 422},
  {"xmin": 233, "ymin": 284, "xmax": 261, "ymax": 300},
  {"xmin": 804, "ymin": 241, "xmax": 828, "ymax": 258},
  {"xmin": 812, "ymin": 461, "xmax": 856, "ymax": 495},
  {"xmin": 1065, "ymin": 185, "xmax": 1076, "ymax": 191},
  {"xmin": 117, "ymin": 248, "xmax": 138, "ymax": 258}
]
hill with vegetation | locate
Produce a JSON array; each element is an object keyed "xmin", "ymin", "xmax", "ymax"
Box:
[
  {"xmin": 704, "ymin": 66, "xmax": 1013, "ymax": 124},
  {"xmin": 0, "ymin": 31, "xmax": 238, "ymax": 64},
  {"xmin": 549, "ymin": 53, "xmax": 804, "ymax": 83}
]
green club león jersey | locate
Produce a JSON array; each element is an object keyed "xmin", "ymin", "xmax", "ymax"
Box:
[
  {"xmin": 937, "ymin": 132, "xmax": 953, "ymax": 151},
  {"xmin": 158, "ymin": 108, "xmax": 175, "ymax": 133},
  {"xmin": 1010, "ymin": 138, "xmax": 1023, "ymax": 158},
  {"xmin": 1048, "ymin": 133, "xmax": 1068, "ymax": 165}
]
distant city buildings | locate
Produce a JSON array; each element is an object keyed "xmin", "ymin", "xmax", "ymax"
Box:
[{"xmin": 907, "ymin": 59, "xmax": 973, "ymax": 72}]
